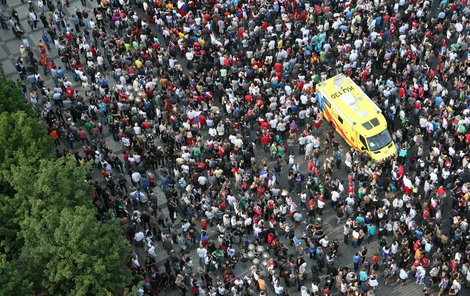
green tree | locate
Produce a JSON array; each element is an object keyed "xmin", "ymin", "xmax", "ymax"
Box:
[
  {"xmin": 8, "ymin": 157, "xmax": 93, "ymax": 216},
  {"xmin": 0, "ymin": 194, "xmax": 23, "ymax": 257},
  {"xmin": 0, "ymin": 254, "xmax": 32, "ymax": 296},
  {"xmin": 0, "ymin": 77, "xmax": 132, "ymax": 296},
  {"xmin": 0, "ymin": 112, "xmax": 53, "ymax": 255},
  {"xmin": 0, "ymin": 76, "xmax": 33, "ymax": 115},
  {"xmin": 1, "ymin": 157, "xmax": 91, "ymax": 257},
  {"xmin": 0, "ymin": 158, "xmax": 132, "ymax": 295},
  {"xmin": 19, "ymin": 206, "xmax": 132, "ymax": 296},
  {"xmin": 0, "ymin": 111, "xmax": 52, "ymax": 183}
]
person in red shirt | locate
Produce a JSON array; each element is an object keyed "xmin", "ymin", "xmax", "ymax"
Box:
[
  {"xmin": 197, "ymin": 114, "xmax": 206, "ymax": 127},
  {"xmin": 372, "ymin": 254, "xmax": 380, "ymax": 271},
  {"xmin": 421, "ymin": 256, "xmax": 429, "ymax": 268},
  {"xmin": 313, "ymin": 114, "xmax": 323, "ymax": 136},
  {"xmin": 261, "ymin": 120, "xmax": 270, "ymax": 130},
  {"xmin": 66, "ymin": 86, "xmax": 75, "ymax": 99},
  {"xmin": 77, "ymin": 128, "xmax": 89, "ymax": 144},
  {"xmin": 261, "ymin": 134, "xmax": 270, "ymax": 151},
  {"xmin": 399, "ymin": 86, "xmax": 406, "ymax": 99},
  {"xmin": 50, "ymin": 129, "xmax": 60, "ymax": 146}
]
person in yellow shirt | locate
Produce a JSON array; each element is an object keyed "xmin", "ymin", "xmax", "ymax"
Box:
[
  {"xmin": 199, "ymin": 38, "xmax": 206, "ymax": 47},
  {"xmin": 214, "ymin": 167, "xmax": 223, "ymax": 179},
  {"xmin": 135, "ymin": 59, "xmax": 143, "ymax": 69}
]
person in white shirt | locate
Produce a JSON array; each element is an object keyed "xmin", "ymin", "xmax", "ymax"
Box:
[
  {"xmin": 274, "ymin": 283, "xmax": 284, "ymax": 295},
  {"xmin": 147, "ymin": 245, "xmax": 157, "ymax": 259},
  {"xmin": 311, "ymin": 282, "xmax": 319, "ymax": 294},
  {"xmin": 134, "ymin": 231, "xmax": 144, "ymax": 247},
  {"xmin": 122, "ymin": 136, "xmax": 131, "ymax": 148},
  {"xmin": 227, "ymin": 194, "xmax": 236, "ymax": 207},
  {"xmin": 181, "ymin": 219, "xmax": 191, "ymax": 232},
  {"xmin": 319, "ymin": 236, "xmax": 330, "ymax": 248},
  {"xmin": 181, "ymin": 150, "xmax": 191, "ymax": 162},
  {"xmin": 196, "ymin": 246, "xmax": 207, "ymax": 266},
  {"xmin": 131, "ymin": 171, "xmax": 141, "ymax": 184},
  {"xmin": 399, "ymin": 268, "xmax": 409, "ymax": 285},
  {"xmin": 205, "ymin": 208, "xmax": 215, "ymax": 222},
  {"xmin": 133, "ymin": 153, "xmax": 141, "ymax": 164},
  {"xmin": 131, "ymin": 254, "xmax": 141, "ymax": 269},
  {"xmin": 133, "ymin": 123, "xmax": 141, "ymax": 135},
  {"xmin": 198, "ymin": 175, "xmax": 207, "ymax": 187}
]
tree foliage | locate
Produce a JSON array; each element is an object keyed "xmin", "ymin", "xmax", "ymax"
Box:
[
  {"xmin": 0, "ymin": 194, "xmax": 23, "ymax": 258},
  {"xmin": 19, "ymin": 206, "xmax": 132, "ymax": 296},
  {"xmin": 0, "ymin": 158, "xmax": 132, "ymax": 295},
  {"xmin": 0, "ymin": 253, "xmax": 32, "ymax": 296},
  {"xmin": 0, "ymin": 111, "xmax": 52, "ymax": 183},
  {"xmin": 0, "ymin": 76, "xmax": 33, "ymax": 115},
  {"xmin": 8, "ymin": 157, "xmax": 93, "ymax": 216},
  {"xmin": 0, "ymin": 77, "xmax": 132, "ymax": 295}
]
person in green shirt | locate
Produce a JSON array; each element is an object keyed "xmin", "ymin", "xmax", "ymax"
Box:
[
  {"xmin": 84, "ymin": 120, "xmax": 93, "ymax": 134},
  {"xmin": 239, "ymin": 198, "xmax": 247, "ymax": 211},
  {"xmin": 132, "ymin": 40, "xmax": 139, "ymax": 49},
  {"xmin": 192, "ymin": 146, "xmax": 201, "ymax": 162},
  {"xmin": 270, "ymin": 143, "xmax": 278, "ymax": 160},
  {"xmin": 212, "ymin": 248, "xmax": 224, "ymax": 260},
  {"xmin": 319, "ymin": 50, "xmax": 327, "ymax": 62},
  {"xmin": 277, "ymin": 144, "xmax": 286, "ymax": 161}
]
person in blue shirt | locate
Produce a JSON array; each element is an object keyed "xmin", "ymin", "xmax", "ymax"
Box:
[
  {"xmin": 367, "ymin": 223, "xmax": 377, "ymax": 243},
  {"xmin": 353, "ymin": 252, "xmax": 362, "ymax": 271},
  {"xmin": 72, "ymin": 15, "xmax": 80, "ymax": 32},
  {"xmin": 359, "ymin": 270, "xmax": 368, "ymax": 283},
  {"xmin": 311, "ymin": 35, "xmax": 319, "ymax": 44},
  {"xmin": 415, "ymin": 228, "xmax": 423, "ymax": 239},
  {"xmin": 56, "ymin": 67, "xmax": 65, "ymax": 80},
  {"xmin": 356, "ymin": 213, "xmax": 365, "ymax": 225},
  {"xmin": 439, "ymin": 0, "xmax": 449, "ymax": 10},
  {"xmin": 159, "ymin": 174, "xmax": 170, "ymax": 192},
  {"xmin": 41, "ymin": 31, "xmax": 51, "ymax": 51},
  {"xmin": 375, "ymin": 15, "xmax": 382, "ymax": 28}
]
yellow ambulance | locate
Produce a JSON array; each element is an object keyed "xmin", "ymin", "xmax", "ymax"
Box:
[{"xmin": 316, "ymin": 74, "xmax": 397, "ymax": 162}]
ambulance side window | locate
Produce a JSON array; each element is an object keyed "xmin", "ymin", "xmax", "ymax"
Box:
[
  {"xmin": 338, "ymin": 116, "xmax": 343, "ymax": 124},
  {"xmin": 323, "ymin": 96, "xmax": 331, "ymax": 108},
  {"xmin": 359, "ymin": 135, "xmax": 368, "ymax": 150}
]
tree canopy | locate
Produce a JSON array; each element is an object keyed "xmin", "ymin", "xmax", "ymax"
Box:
[
  {"xmin": 0, "ymin": 157, "xmax": 132, "ymax": 295},
  {"xmin": 0, "ymin": 77, "xmax": 132, "ymax": 295},
  {"xmin": 0, "ymin": 76, "xmax": 33, "ymax": 116},
  {"xmin": 20, "ymin": 205, "xmax": 132, "ymax": 296},
  {"xmin": 0, "ymin": 111, "xmax": 52, "ymax": 184}
]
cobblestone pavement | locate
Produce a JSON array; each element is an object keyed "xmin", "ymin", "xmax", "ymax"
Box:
[
  {"xmin": 0, "ymin": 1, "xmax": 84, "ymax": 78},
  {"xmin": 0, "ymin": 1, "xmax": 467, "ymax": 296}
]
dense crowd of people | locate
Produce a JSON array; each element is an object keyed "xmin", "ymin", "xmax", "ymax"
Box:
[{"xmin": 3, "ymin": 0, "xmax": 470, "ymax": 295}]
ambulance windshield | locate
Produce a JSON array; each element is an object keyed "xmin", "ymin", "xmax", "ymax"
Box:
[{"xmin": 367, "ymin": 129, "xmax": 392, "ymax": 151}]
